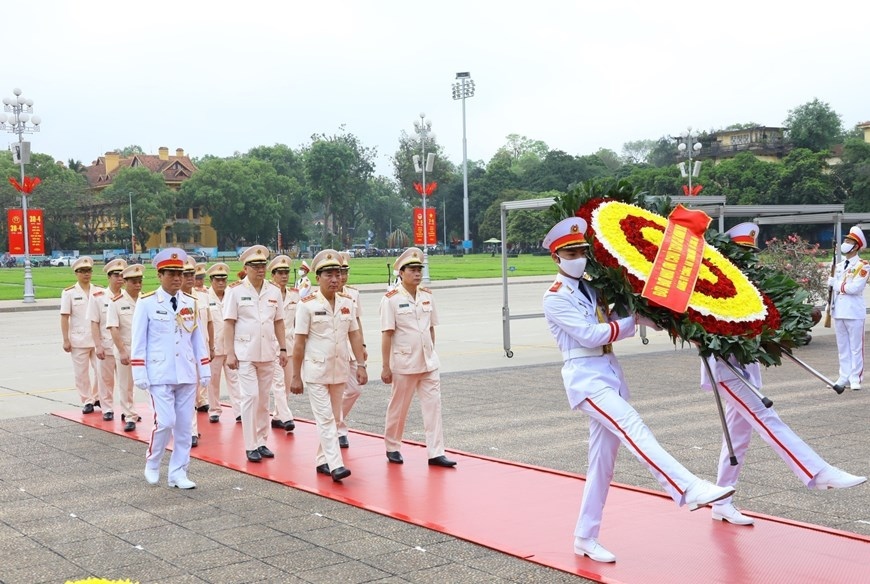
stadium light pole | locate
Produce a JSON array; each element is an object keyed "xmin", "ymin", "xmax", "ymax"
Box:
[{"xmin": 452, "ymin": 72, "xmax": 475, "ymax": 253}]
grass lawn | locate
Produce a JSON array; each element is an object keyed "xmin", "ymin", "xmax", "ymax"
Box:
[{"xmin": 0, "ymin": 254, "xmax": 556, "ymax": 301}]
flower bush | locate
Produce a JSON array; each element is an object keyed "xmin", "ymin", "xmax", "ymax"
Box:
[{"xmin": 759, "ymin": 235, "xmax": 828, "ymax": 306}]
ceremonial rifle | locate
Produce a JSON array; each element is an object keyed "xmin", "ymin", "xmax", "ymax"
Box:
[{"xmin": 824, "ymin": 239, "xmax": 836, "ymax": 328}]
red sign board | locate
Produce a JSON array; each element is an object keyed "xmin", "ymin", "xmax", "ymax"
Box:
[
  {"xmin": 7, "ymin": 209, "xmax": 45, "ymax": 255},
  {"xmin": 413, "ymin": 208, "xmax": 437, "ymax": 246}
]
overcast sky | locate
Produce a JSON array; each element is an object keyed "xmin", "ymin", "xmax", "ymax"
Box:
[{"xmin": 7, "ymin": 1, "xmax": 870, "ymax": 178}]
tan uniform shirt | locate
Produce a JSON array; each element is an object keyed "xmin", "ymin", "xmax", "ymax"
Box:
[
  {"xmin": 294, "ymin": 290, "xmax": 358, "ymax": 384},
  {"xmin": 278, "ymin": 283, "xmax": 301, "ymax": 351},
  {"xmin": 223, "ymin": 278, "xmax": 283, "ymax": 362},
  {"xmin": 61, "ymin": 283, "xmax": 100, "ymax": 349},
  {"xmin": 380, "ymin": 284, "xmax": 440, "ymax": 374},
  {"xmin": 106, "ymin": 289, "xmax": 137, "ymax": 349},
  {"xmin": 85, "ymin": 287, "xmax": 114, "ymax": 349},
  {"xmin": 207, "ymin": 287, "xmax": 229, "ymax": 355},
  {"xmin": 194, "ymin": 288, "xmax": 212, "ymax": 350}
]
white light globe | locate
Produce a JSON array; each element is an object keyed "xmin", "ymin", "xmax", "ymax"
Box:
[
  {"xmin": 693, "ymin": 142, "xmax": 702, "ymax": 151},
  {"xmin": 12, "ymin": 88, "xmax": 21, "ymax": 96},
  {"xmin": 17, "ymin": 95, "xmax": 26, "ymax": 105},
  {"xmin": 18, "ymin": 113, "xmax": 28, "ymax": 123},
  {"xmin": 2, "ymin": 97, "xmax": 10, "ymax": 105},
  {"xmin": 25, "ymin": 98, "xmax": 33, "ymax": 107},
  {"xmin": 31, "ymin": 115, "xmax": 41, "ymax": 125},
  {"xmin": 0, "ymin": 114, "xmax": 6, "ymax": 123},
  {"xmin": 677, "ymin": 143, "xmax": 687, "ymax": 152}
]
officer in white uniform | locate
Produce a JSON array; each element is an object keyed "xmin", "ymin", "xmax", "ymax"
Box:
[
  {"xmin": 701, "ymin": 223, "xmax": 866, "ymax": 526},
  {"xmin": 131, "ymin": 248, "xmax": 210, "ymax": 489},
  {"xmin": 290, "ymin": 249, "xmax": 367, "ymax": 482},
  {"xmin": 87, "ymin": 257, "xmax": 126, "ymax": 420},
  {"xmin": 106, "ymin": 263, "xmax": 145, "ymax": 432},
  {"xmin": 295, "ymin": 260, "xmax": 312, "ymax": 298},
  {"xmin": 541, "ymin": 217, "xmax": 733, "ymax": 563},
  {"xmin": 830, "ymin": 226, "xmax": 869, "ymax": 391},
  {"xmin": 60, "ymin": 256, "xmax": 101, "ymax": 414},
  {"xmin": 224, "ymin": 245, "xmax": 288, "ymax": 462},
  {"xmin": 337, "ymin": 251, "xmax": 367, "ymax": 448},
  {"xmin": 205, "ymin": 263, "xmax": 242, "ymax": 423},
  {"xmin": 267, "ymin": 254, "xmax": 299, "ymax": 432},
  {"xmin": 380, "ymin": 247, "xmax": 455, "ymax": 467}
]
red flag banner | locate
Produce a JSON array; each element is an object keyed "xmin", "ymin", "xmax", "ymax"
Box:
[
  {"xmin": 641, "ymin": 204, "xmax": 711, "ymax": 312},
  {"xmin": 7, "ymin": 210, "xmax": 24, "ymax": 254},
  {"xmin": 6, "ymin": 209, "xmax": 45, "ymax": 255},
  {"xmin": 27, "ymin": 209, "xmax": 44, "ymax": 255},
  {"xmin": 412, "ymin": 208, "xmax": 437, "ymax": 246}
]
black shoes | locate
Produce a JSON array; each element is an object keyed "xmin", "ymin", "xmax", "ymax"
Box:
[
  {"xmin": 94, "ymin": 400, "xmax": 100, "ymax": 409},
  {"xmin": 283, "ymin": 419, "xmax": 295, "ymax": 432},
  {"xmin": 123, "ymin": 421, "xmax": 136, "ymax": 432},
  {"xmin": 82, "ymin": 403, "xmax": 95, "ymax": 414},
  {"xmin": 331, "ymin": 467, "xmax": 351, "ymax": 482},
  {"xmin": 191, "ymin": 435, "xmax": 199, "ymax": 447},
  {"xmin": 196, "ymin": 404, "xmax": 209, "ymax": 412},
  {"xmin": 386, "ymin": 451, "xmax": 404, "ymax": 464},
  {"xmin": 338, "ymin": 435, "xmax": 349, "ymax": 449},
  {"xmin": 257, "ymin": 445, "xmax": 275, "ymax": 458},
  {"xmin": 235, "ymin": 416, "xmax": 242, "ymax": 423},
  {"xmin": 102, "ymin": 411, "xmax": 114, "ymax": 421},
  {"xmin": 270, "ymin": 418, "xmax": 286, "ymax": 429},
  {"xmin": 316, "ymin": 464, "xmax": 331, "ymax": 475},
  {"xmin": 246, "ymin": 449, "xmax": 262, "ymax": 462},
  {"xmin": 428, "ymin": 455, "xmax": 457, "ymax": 467},
  {"xmin": 209, "ymin": 414, "xmax": 220, "ymax": 423}
]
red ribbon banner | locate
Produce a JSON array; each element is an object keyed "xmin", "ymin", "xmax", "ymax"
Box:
[{"xmin": 412, "ymin": 207, "xmax": 437, "ymax": 246}]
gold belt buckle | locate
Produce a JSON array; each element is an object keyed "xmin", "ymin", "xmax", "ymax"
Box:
[{"xmin": 603, "ymin": 344, "xmax": 613, "ymax": 355}]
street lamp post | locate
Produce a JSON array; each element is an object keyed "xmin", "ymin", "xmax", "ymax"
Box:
[
  {"xmin": 452, "ymin": 72, "xmax": 475, "ymax": 253},
  {"xmin": 128, "ymin": 192, "xmax": 136, "ymax": 255},
  {"xmin": 413, "ymin": 113, "xmax": 435, "ymax": 283},
  {"xmin": 677, "ymin": 127, "xmax": 702, "ymax": 195},
  {"xmin": 0, "ymin": 88, "xmax": 42, "ymax": 303}
]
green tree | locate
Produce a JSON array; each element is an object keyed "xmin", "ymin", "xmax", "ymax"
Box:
[
  {"xmin": 833, "ymin": 138, "xmax": 870, "ymax": 212},
  {"xmin": 767, "ymin": 148, "xmax": 834, "ymax": 206},
  {"xmin": 103, "ymin": 167, "xmax": 175, "ymax": 252},
  {"xmin": 784, "ymin": 98, "xmax": 844, "ymax": 152},
  {"xmin": 595, "ymin": 148, "xmax": 623, "ymax": 173},
  {"xmin": 114, "ymin": 145, "xmax": 145, "ymax": 157},
  {"xmin": 621, "ymin": 139, "xmax": 655, "ymax": 164},
  {"xmin": 357, "ymin": 176, "xmax": 408, "ymax": 247},
  {"xmin": 246, "ymin": 144, "xmax": 309, "ymax": 247},
  {"xmin": 704, "ymin": 152, "xmax": 783, "ymax": 205}
]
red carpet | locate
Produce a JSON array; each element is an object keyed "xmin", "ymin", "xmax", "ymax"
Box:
[{"xmin": 55, "ymin": 406, "xmax": 870, "ymax": 583}]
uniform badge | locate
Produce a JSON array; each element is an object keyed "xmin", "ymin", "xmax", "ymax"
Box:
[
  {"xmin": 549, "ymin": 281, "xmax": 563, "ymax": 292},
  {"xmin": 340, "ymin": 306, "xmax": 350, "ymax": 314}
]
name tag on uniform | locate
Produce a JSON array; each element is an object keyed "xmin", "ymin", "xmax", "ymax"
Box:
[
  {"xmin": 156, "ymin": 310, "xmax": 168, "ymax": 315},
  {"xmin": 314, "ymin": 311, "xmax": 327, "ymax": 316},
  {"xmin": 241, "ymin": 296, "xmax": 252, "ymax": 301},
  {"xmin": 399, "ymin": 303, "xmax": 409, "ymax": 308},
  {"xmin": 74, "ymin": 296, "xmax": 83, "ymax": 301},
  {"xmin": 121, "ymin": 306, "xmax": 131, "ymax": 311},
  {"xmin": 209, "ymin": 302, "xmax": 216, "ymax": 306},
  {"xmin": 268, "ymin": 299, "xmax": 278, "ymax": 304}
]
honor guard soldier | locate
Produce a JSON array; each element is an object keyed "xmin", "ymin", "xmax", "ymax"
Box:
[
  {"xmin": 380, "ymin": 247, "xmax": 455, "ymax": 468},
  {"xmin": 87, "ymin": 257, "xmax": 126, "ymax": 420},
  {"xmin": 224, "ymin": 245, "xmax": 288, "ymax": 462},
  {"xmin": 830, "ymin": 226, "xmax": 869, "ymax": 391},
  {"xmin": 541, "ymin": 217, "xmax": 734, "ymax": 563},
  {"xmin": 60, "ymin": 256, "xmax": 101, "ymax": 414},
  {"xmin": 290, "ymin": 249, "xmax": 367, "ymax": 482},
  {"xmin": 205, "ymin": 263, "xmax": 242, "ymax": 423},
  {"xmin": 295, "ymin": 260, "xmax": 313, "ymax": 298},
  {"xmin": 267, "ymin": 255, "xmax": 299, "ymax": 432},
  {"xmin": 132, "ymin": 248, "xmax": 210, "ymax": 489},
  {"xmin": 337, "ymin": 251, "xmax": 367, "ymax": 448},
  {"xmin": 106, "ymin": 263, "xmax": 145, "ymax": 432},
  {"xmin": 701, "ymin": 223, "xmax": 866, "ymax": 526}
]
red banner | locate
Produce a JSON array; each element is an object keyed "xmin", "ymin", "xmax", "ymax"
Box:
[
  {"xmin": 6, "ymin": 209, "xmax": 45, "ymax": 255},
  {"xmin": 413, "ymin": 207, "xmax": 437, "ymax": 246},
  {"xmin": 641, "ymin": 204, "xmax": 711, "ymax": 312}
]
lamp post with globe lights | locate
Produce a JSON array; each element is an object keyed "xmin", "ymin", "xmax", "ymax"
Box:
[
  {"xmin": 0, "ymin": 88, "xmax": 42, "ymax": 303},
  {"xmin": 452, "ymin": 72, "xmax": 475, "ymax": 253},
  {"xmin": 677, "ymin": 128, "xmax": 702, "ymax": 196},
  {"xmin": 412, "ymin": 113, "xmax": 436, "ymax": 283}
]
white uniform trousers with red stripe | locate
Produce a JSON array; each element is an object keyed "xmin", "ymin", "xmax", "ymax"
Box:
[
  {"xmin": 834, "ymin": 318, "xmax": 865, "ymax": 386},
  {"xmin": 715, "ymin": 378, "xmax": 826, "ymax": 496},
  {"xmin": 145, "ymin": 383, "xmax": 196, "ymax": 483},
  {"xmin": 574, "ymin": 385, "xmax": 701, "ymax": 540}
]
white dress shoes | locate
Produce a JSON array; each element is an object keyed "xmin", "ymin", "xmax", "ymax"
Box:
[
  {"xmin": 168, "ymin": 476, "xmax": 197, "ymax": 489},
  {"xmin": 684, "ymin": 480, "xmax": 735, "ymax": 510},
  {"xmin": 812, "ymin": 466, "xmax": 867, "ymax": 490},
  {"xmin": 574, "ymin": 537, "xmax": 616, "ymax": 563},
  {"xmin": 143, "ymin": 468, "xmax": 159, "ymax": 485},
  {"xmin": 712, "ymin": 502, "xmax": 755, "ymax": 525}
]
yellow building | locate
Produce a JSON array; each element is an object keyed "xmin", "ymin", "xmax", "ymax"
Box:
[
  {"xmin": 84, "ymin": 147, "xmax": 216, "ymax": 250},
  {"xmin": 702, "ymin": 127, "xmax": 788, "ymax": 164}
]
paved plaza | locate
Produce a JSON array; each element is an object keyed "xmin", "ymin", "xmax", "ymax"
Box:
[{"xmin": 1, "ymin": 277, "xmax": 868, "ymax": 583}]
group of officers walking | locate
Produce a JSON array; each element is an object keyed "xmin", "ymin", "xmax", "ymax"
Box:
[{"xmin": 60, "ymin": 245, "xmax": 455, "ymax": 490}]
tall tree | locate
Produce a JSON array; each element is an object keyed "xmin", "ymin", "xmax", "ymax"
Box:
[
  {"xmin": 784, "ymin": 98, "xmax": 844, "ymax": 152},
  {"xmin": 103, "ymin": 167, "xmax": 175, "ymax": 252},
  {"xmin": 834, "ymin": 138, "xmax": 870, "ymax": 212},
  {"xmin": 621, "ymin": 139, "xmax": 656, "ymax": 164},
  {"xmin": 114, "ymin": 145, "xmax": 145, "ymax": 157}
]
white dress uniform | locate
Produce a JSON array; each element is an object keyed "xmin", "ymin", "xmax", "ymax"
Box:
[
  {"xmin": 131, "ymin": 280, "xmax": 210, "ymax": 485},
  {"xmin": 830, "ymin": 229, "xmax": 869, "ymax": 388},
  {"xmin": 271, "ymin": 281, "xmax": 300, "ymax": 425},
  {"xmin": 380, "ymin": 281, "xmax": 447, "ymax": 458},
  {"xmin": 338, "ymin": 282, "xmax": 363, "ymax": 439},
  {"xmin": 60, "ymin": 267, "xmax": 100, "ymax": 407},
  {"xmin": 295, "ymin": 287, "xmax": 359, "ymax": 470},
  {"xmin": 206, "ymin": 276, "xmax": 242, "ymax": 419},
  {"xmin": 86, "ymin": 286, "xmax": 116, "ymax": 413},
  {"xmin": 223, "ymin": 274, "xmax": 284, "ymax": 453},
  {"xmin": 106, "ymin": 286, "xmax": 141, "ymax": 424}
]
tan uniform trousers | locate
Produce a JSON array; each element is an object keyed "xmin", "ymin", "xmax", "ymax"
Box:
[
  {"xmin": 338, "ymin": 359, "xmax": 361, "ymax": 437},
  {"xmin": 96, "ymin": 342, "xmax": 116, "ymax": 412},
  {"xmin": 113, "ymin": 348, "xmax": 140, "ymax": 421},
  {"xmin": 71, "ymin": 347, "xmax": 99, "ymax": 405},
  {"xmin": 308, "ymin": 382, "xmax": 346, "ymax": 470},
  {"xmin": 238, "ymin": 361, "xmax": 275, "ymax": 451},
  {"xmin": 271, "ymin": 357, "xmax": 295, "ymax": 423},
  {"xmin": 384, "ymin": 370, "xmax": 445, "ymax": 458},
  {"xmin": 208, "ymin": 355, "xmax": 241, "ymax": 418}
]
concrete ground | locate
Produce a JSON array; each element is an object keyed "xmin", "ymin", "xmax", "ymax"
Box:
[{"xmin": 1, "ymin": 276, "xmax": 869, "ymax": 583}]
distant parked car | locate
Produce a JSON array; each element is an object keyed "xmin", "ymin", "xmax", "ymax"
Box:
[
  {"xmin": 49, "ymin": 256, "xmax": 76, "ymax": 267},
  {"xmin": 188, "ymin": 253, "xmax": 208, "ymax": 263}
]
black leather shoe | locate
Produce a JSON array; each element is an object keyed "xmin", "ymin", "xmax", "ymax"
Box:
[
  {"xmin": 235, "ymin": 416, "xmax": 242, "ymax": 423},
  {"xmin": 82, "ymin": 403, "xmax": 95, "ymax": 414},
  {"xmin": 191, "ymin": 435, "xmax": 199, "ymax": 447},
  {"xmin": 196, "ymin": 404, "xmax": 209, "ymax": 412},
  {"xmin": 316, "ymin": 464, "xmax": 331, "ymax": 475},
  {"xmin": 338, "ymin": 435, "xmax": 349, "ymax": 449},
  {"xmin": 94, "ymin": 400, "xmax": 101, "ymax": 409},
  {"xmin": 123, "ymin": 421, "xmax": 136, "ymax": 432},
  {"xmin": 271, "ymin": 418, "xmax": 286, "ymax": 429},
  {"xmin": 428, "ymin": 455, "xmax": 457, "ymax": 467},
  {"xmin": 257, "ymin": 445, "xmax": 275, "ymax": 458},
  {"xmin": 246, "ymin": 449, "xmax": 262, "ymax": 462},
  {"xmin": 283, "ymin": 419, "xmax": 295, "ymax": 432},
  {"xmin": 386, "ymin": 451, "xmax": 404, "ymax": 464},
  {"xmin": 102, "ymin": 411, "xmax": 114, "ymax": 421},
  {"xmin": 209, "ymin": 414, "xmax": 220, "ymax": 423},
  {"xmin": 331, "ymin": 467, "xmax": 351, "ymax": 482}
]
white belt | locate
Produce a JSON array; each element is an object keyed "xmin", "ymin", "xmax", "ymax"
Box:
[{"xmin": 563, "ymin": 346, "xmax": 607, "ymax": 359}]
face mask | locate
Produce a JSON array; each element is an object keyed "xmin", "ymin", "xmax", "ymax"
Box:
[
  {"xmin": 841, "ymin": 242, "xmax": 856, "ymax": 254},
  {"xmin": 559, "ymin": 257, "xmax": 587, "ymax": 279}
]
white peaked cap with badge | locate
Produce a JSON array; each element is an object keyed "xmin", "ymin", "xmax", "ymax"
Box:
[
  {"xmin": 152, "ymin": 248, "xmax": 187, "ymax": 271},
  {"xmin": 312, "ymin": 249, "xmax": 342, "ymax": 274},
  {"xmin": 103, "ymin": 257, "xmax": 128, "ymax": 274},
  {"xmin": 393, "ymin": 247, "xmax": 424, "ymax": 271},
  {"xmin": 206, "ymin": 262, "xmax": 229, "ymax": 277},
  {"xmin": 542, "ymin": 217, "xmax": 589, "ymax": 253},
  {"xmin": 71, "ymin": 256, "xmax": 94, "ymax": 271},
  {"xmin": 121, "ymin": 264, "xmax": 145, "ymax": 279},
  {"xmin": 267, "ymin": 255, "xmax": 292, "ymax": 272},
  {"xmin": 846, "ymin": 226, "xmax": 866, "ymax": 250},
  {"xmin": 240, "ymin": 245, "xmax": 270, "ymax": 265},
  {"xmin": 725, "ymin": 222, "xmax": 760, "ymax": 249}
]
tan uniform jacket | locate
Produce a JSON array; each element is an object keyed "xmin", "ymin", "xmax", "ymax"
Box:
[
  {"xmin": 207, "ymin": 287, "xmax": 229, "ymax": 355},
  {"xmin": 380, "ymin": 284, "xmax": 440, "ymax": 374},
  {"xmin": 106, "ymin": 289, "xmax": 137, "ymax": 349},
  {"xmin": 294, "ymin": 290, "xmax": 358, "ymax": 384},
  {"xmin": 61, "ymin": 283, "xmax": 101, "ymax": 348},
  {"xmin": 223, "ymin": 277, "xmax": 283, "ymax": 362},
  {"xmin": 85, "ymin": 288, "xmax": 114, "ymax": 349}
]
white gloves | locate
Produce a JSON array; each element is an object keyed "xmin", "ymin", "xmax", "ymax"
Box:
[
  {"xmin": 635, "ymin": 314, "xmax": 663, "ymax": 331},
  {"xmin": 134, "ymin": 380, "xmax": 150, "ymax": 390},
  {"xmin": 827, "ymin": 277, "xmax": 837, "ymax": 287}
]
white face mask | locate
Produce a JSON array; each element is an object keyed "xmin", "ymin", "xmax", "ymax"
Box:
[
  {"xmin": 559, "ymin": 257, "xmax": 587, "ymax": 279},
  {"xmin": 841, "ymin": 242, "xmax": 856, "ymax": 255}
]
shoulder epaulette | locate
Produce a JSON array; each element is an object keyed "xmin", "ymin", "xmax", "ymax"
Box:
[
  {"xmin": 549, "ymin": 281, "xmax": 563, "ymax": 293},
  {"xmin": 112, "ymin": 293, "xmax": 123, "ymax": 301},
  {"xmin": 385, "ymin": 289, "xmax": 399, "ymax": 298},
  {"xmin": 229, "ymin": 281, "xmax": 242, "ymax": 288},
  {"xmin": 183, "ymin": 292, "xmax": 196, "ymax": 299},
  {"xmin": 93, "ymin": 290, "xmax": 104, "ymax": 297},
  {"xmin": 337, "ymin": 291, "xmax": 350, "ymax": 299},
  {"xmin": 64, "ymin": 284, "xmax": 75, "ymax": 291},
  {"xmin": 419, "ymin": 286, "xmax": 433, "ymax": 294},
  {"xmin": 141, "ymin": 290, "xmax": 156, "ymax": 298},
  {"xmin": 301, "ymin": 294, "xmax": 317, "ymax": 302},
  {"xmin": 269, "ymin": 281, "xmax": 280, "ymax": 288}
]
